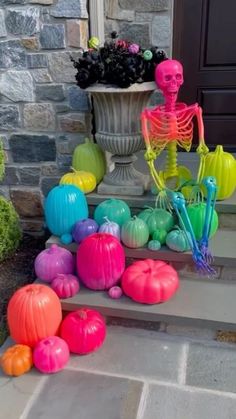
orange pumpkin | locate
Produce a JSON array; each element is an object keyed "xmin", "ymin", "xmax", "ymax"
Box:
[
  {"xmin": 0, "ymin": 344, "xmax": 33, "ymax": 376},
  {"xmin": 7, "ymin": 284, "xmax": 62, "ymax": 348}
]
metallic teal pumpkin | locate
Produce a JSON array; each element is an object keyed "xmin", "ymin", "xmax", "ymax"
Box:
[{"xmin": 121, "ymin": 217, "xmax": 149, "ymax": 248}]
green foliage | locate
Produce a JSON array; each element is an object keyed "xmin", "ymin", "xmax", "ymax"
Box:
[
  {"xmin": 0, "ymin": 196, "xmax": 22, "ymax": 262},
  {"xmin": 0, "ymin": 139, "xmax": 5, "ymax": 182}
]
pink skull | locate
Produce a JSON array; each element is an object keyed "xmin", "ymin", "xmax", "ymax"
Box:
[{"xmin": 155, "ymin": 59, "xmax": 184, "ymax": 98}]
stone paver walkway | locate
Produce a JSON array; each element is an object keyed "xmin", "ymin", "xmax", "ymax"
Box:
[{"xmin": 1, "ymin": 326, "xmax": 236, "ymax": 419}]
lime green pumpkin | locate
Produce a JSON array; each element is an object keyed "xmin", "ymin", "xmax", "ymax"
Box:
[
  {"xmin": 152, "ymin": 229, "xmax": 167, "ymax": 245},
  {"xmin": 72, "ymin": 138, "xmax": 106, "ymax": 183},
  {"xmin": 202, "ymin": 145, "xmax": 236, "ymax": 200},
  {"xmin": 185, "ymin": 203, "xmax": 218, "ymax": 241},
  {"xmin": 166, "ymin": 228, "xmax": 192, "ymax": 252},
  {"xmin": 121, "ymin": 216, "xmax": 149, "ymax": 248},
  {"xmin": 94, "ymin": 199, "xmax": 131, "ymax": 227},
  {"xmin": 138, "ymin": 208, "xmax": 175, "ymax": 234}
]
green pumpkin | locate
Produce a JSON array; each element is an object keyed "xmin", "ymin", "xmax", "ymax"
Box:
[
  {"xmin": 152, "ymin": 228, "xmax": 167, "ymax": 245},
  {"xmin": 148, "ymin": 240, "xmax": 161, "ymax": 251},
  {"xmin": 138, "ymin": 207, "xmax": 175, "ymax": 234},
  {"xmin": 121, "ymin": 216, "xmax": 149, "ymax": 248},
  {"xmin": 72, "ymin": 138, "xmax": 106, "ymax": 183},
  {"xmin": 166, "ymin": 228, "xmax": 192, "ymax": 252},
  {"xmin": 185, "ymin": 203, "xmax": 218, "ymax": 241},
  {"xmin": 94, "ymin": 199, "xmax": 131, "ymax": 227}
]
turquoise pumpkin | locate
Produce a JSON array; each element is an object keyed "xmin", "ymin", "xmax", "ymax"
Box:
[
  {"xmin": 44, "ymin": 185, "xmax": 88, "ymax": 239},
  {"xmin": 166, "ymin": 228, "xmax": 192, "ymax": 253},
  {"xmin": 121, "ymin": 216, "xmax": 149, "ymax": 248},
  {"xmin": 94, "ymin": 199, "xmax": 131, "ymax": 227},
  {"xmin": 138, "ymin": 207, "xmax": 175, "ymax": 234},
  {"xmin": 148, "ymin": 240, "xmax": 161, "ymax": 251}
]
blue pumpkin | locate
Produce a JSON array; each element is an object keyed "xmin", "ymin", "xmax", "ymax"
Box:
[{"xmin": 45, "ymin": 185, "xmax": 88, "ymax": 240}]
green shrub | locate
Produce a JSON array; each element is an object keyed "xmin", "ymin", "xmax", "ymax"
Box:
[
  {"xmin": 0, "ymin": 196, "xmax": 22, "ymax": 262},
  {"xmin": 0, "ymin": 140, "xmax": 4, "ymax": 182}
]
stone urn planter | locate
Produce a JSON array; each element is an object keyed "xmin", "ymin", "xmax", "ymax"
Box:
[{"xmin": 86, "ymin": 82, "xmax": 156, "ymax": 196}]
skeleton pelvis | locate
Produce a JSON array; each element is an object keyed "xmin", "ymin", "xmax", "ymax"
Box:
[{"xmin": 160, "ymin": 165, "xmax": 192, "ymax": 190}]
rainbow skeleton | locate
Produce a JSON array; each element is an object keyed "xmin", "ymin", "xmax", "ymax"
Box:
[{"xmin": 141, "ymin": 59, "xmax": 217, "ymax": 274}]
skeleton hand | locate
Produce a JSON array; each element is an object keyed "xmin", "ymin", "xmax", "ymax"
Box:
[
  {"xmin": 196, "ymin": 142, "xmax": 209, "ymax": 156},
  {"xmin": 144, "ymin": 148, "xmax": 156, "ymax": 162}
]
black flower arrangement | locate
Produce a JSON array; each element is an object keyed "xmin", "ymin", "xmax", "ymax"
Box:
[{"xmin": 71, "ymin": 32, "xmax": 167, "ymax": 89}]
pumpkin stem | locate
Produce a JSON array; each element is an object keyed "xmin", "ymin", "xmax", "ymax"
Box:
[
  {"xmin": 49, "ymin": 244, "xmax": 58, "ymax": 253},
  {"xmin": 70, "ymin": 166, "xmax": 78, "ymax": 173},
  {"xmin": 77, "ymin": 310, "xmax": 88, "ymax": 320},
  {"xmin": 215, "ymin": 145, "xmax": 223, "ymax": 154},
  {"xmin": 103, "ymin": 216, "xmax": 111, "ymax": 223},
  {"xmin": 85, "ymin": 137, "xmax": 94, "ymax": 144}
]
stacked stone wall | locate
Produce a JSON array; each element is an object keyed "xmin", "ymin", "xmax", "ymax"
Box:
[{"xmin": 0, "ymin": 0, "xmax": 90, "ymax": 233}]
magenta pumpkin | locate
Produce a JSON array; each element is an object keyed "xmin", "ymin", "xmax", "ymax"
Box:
[
  {"xmin": 108, "ymin": 286, "xmax": 123, "ymax": 299},
  {"xmin": 60, "ymin": 308, "xmax": 106, "ymax": 355},
  {"xmin": 122, "ymin": 259, "xmax": 179, "ymax": 304},
  {"xmin": 33, "ymin": 336, "xmax": 70, "ymax": 373},
  {"xmin": 51, "ymin": 274, "xmax": 79, "ymax": 299},
  {"xmin": 34, "ymin": 244, "xmax": 74, "ymax": 283},
  {"xmin": 77, "ymin": 233, "xmax": 125, "ymax": 290}
]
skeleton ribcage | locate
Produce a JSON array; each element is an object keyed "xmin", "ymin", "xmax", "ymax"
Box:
[{"xmin": 144, "ymin": 108, "xmax": 195, "ymax": 156}]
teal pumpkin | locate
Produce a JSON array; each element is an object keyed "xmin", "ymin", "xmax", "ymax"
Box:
[
  {"xmin": 121, "ymin": 217, "xmax": 149, "ymax": 248},
  {"xmin": 152, "ymin": 229, "xmax": 167, "ymax": 245},
  {"xmin": 166, "ymin": 228, "xmax": 192, "ymax": 252},
  {"xmin": 94, "ymin": 199, "xmax": 131, "ymax": 227},
  {"xmin": 138, "ymin": 208, "xmax": 175, "ymax": 234},
  {"xmin": 148, "ymin": 240, "xmax": 161, "ymax": 251},
  {"xmin": 185, "ymin": 203, "xmax": 218, "ymax": 241}
]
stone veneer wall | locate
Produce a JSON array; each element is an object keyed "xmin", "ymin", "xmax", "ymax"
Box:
[
  {"xmin": 0, "ymin": 0, "xmax": 91, "ymax": 234},
  {"xmin": 104, "ymin": 0, "xmax": 173, "ymax": 56}
]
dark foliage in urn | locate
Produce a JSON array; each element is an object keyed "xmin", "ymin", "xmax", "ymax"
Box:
[{"xmin": 72, "ymin": 32, "xmax": 167, "ymax": 89}]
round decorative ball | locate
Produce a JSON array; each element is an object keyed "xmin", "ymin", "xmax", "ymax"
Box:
[
  {"xmin": 60, "ymin": 308, "xmax": 106, "ymax": 355},
  {"xmin": 128, "ymin": 43, "xmax": 139, "ymax": 54},
  {"xmin": 148, "ymin": 240, "xmax": 161, "ymax": 251},
  {"xmin": 88, "ymin": 36, "xmax": 100, "ymax": 49},
  {"xmin": 143, "ymin": 50, "xmax": 153, "ymax": 61},
  {"xmin": 33, "ymin": 336, "xmax": 70, "ymax": 374},
  {"xmin": 108, "ymin": 286, "xmax": 123, "ymax": 299}
]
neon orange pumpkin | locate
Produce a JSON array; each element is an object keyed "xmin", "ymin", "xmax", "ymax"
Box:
[
  {"xmin": 0, "ymin": 344, "xmax": 33, "ymax": 376},
  {"xmin": 7, "ymin": 284, "xmax": 62, "ymax": 348}
]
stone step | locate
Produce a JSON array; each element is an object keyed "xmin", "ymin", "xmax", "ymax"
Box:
[
  {"xmin": 58, "ymin": 277, "xmax": 236, "ymax": 331},
  {"xmin": 46, "ymin": 228, "xmax": 236, "ymax": 273},
  {"xmin": 87, "ymin": 191, "xmax": 236, "ymax": 230}
]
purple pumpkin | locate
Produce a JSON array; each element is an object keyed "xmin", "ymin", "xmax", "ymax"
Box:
[
  {"xmin": 51, "ymin": 274, "xmax": 80, "ymax": 299},
  {"xmin": 34, "ymin": 244, "xmax": 75, "ymax": 283},
  {"xmin": 72, "ymin": 218, "xmax": 98, "ymax": 243},
  {"xmin": 98, "ymin": 217, "xmax": 120, "ymax": 240}
]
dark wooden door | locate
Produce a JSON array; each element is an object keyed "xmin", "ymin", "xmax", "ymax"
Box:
[{"xmin": 173, "ymin": 0, "xmax": 236, "ymax": 150}]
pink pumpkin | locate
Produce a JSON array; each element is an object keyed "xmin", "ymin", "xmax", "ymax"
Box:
[
  {"xmin": 51, "ymin": 274, "xmax": 79, "ymax": 299},
  {"xmin": 34, "ymin": 244, "xmax": 74, "ymax": 283},
  {"xmin": 60, "ymin": 308, "xmax": 106, "ymax": 355},
  {"xmin": 77, "ymin": 233, "xmax": 125, "ymax": 290},
  {"xmin": 33, "ymin": 336, "xmax": 70, "ymax": 374},
  {"xmin": 122, "ymin": 259, "xmax": 179, "ymax": 304}
]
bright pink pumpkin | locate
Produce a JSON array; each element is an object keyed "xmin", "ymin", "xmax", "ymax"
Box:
[
  {"xmin": 121, "ymin": 259, "xmax": 179, "ymax": 304},
  {"xmin": 34, "ymin": 244, "xmax": 75, "ymax": 283},
  {"xmin": 33, "ymin": 336, "xmax": 70, "ymax": 373},
  {"xmin": 77, "ymin": 233, "xmax": 125, "ymax": 290},
  {"xmin": 51, "ymin": 274, "xmax": 80, "ymax": 299},
  {"xmin": 60, "ymin": 308, "xmax": 106, "ymax": 355}
]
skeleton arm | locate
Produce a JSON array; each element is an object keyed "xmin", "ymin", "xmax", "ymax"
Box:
[
  {"xmin": 194, "ymin": 105, "xmax": 209, "ymax": 183},
  {"xmin": 195, "ymin": 105, "xmax": 209, "ymax": 155}
]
